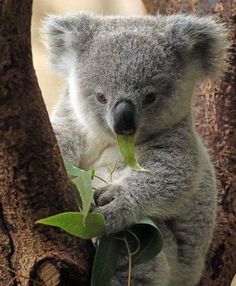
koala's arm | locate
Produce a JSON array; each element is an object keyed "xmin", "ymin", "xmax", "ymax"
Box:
[
  {"xmin": 95, "ymin": 129, "xmax": 199, "ymax": 233},
  {"xmin": 52, "ymin": 120, "xmax": 83, "ymax": 166}
]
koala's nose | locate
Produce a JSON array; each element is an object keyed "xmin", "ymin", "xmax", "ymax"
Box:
[{"xmin": 113, "ymin": 100, "xmax": 136, "ymax": 135}]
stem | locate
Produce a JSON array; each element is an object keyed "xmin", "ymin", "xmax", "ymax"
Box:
[
  {"xmin": 126, "ymin": 230, "xmax": 140, "ymax": 256},
  {"xmin": 123, "ymin": 237, "xmax": 132, "ymax": 286},
  {"xmin": 109, "ymin": 161, "xmax": 118, "ymax": 182},
  {"xmin": 94, "ymin": 175, "xmax": 108, "ymax": 184}
]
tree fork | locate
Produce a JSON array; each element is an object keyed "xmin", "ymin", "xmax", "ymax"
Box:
[
  {"xmin": 142, "ymin": 1, "xmax": 236, "ymax": 285},
  {"xmin": 0, "ymin": 0, "xmax": 94, "ymax": 285}
]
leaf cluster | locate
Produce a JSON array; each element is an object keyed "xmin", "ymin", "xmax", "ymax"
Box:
[{"xmin": 36, "ymin": 136, "xmax": 163, "ymax": 285}]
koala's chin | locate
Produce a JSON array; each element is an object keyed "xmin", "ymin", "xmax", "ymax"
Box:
[{"xmin": 44, "ymin": 12, "xmax": 228, "ymax": 286}]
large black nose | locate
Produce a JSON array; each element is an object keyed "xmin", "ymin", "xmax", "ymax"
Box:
[{"xmin": 113, "ymin": 100, "xmax": 136, "ymax": 135}]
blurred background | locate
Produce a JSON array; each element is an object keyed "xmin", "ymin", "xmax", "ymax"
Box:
[{"xmin": 32, "ymin": 0, "xmax": 146, "ymax": 113}]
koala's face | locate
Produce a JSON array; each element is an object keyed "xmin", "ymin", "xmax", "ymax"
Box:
[
  {"xmin": 74, "ymin": 31, "xmax": 184, "ymax": 139},
  {"xmin": 43, "ymin": 13, "xmax": 227, "ymax": 140}
]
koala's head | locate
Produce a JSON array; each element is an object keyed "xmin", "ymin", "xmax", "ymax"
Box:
[{"xmin": 43, "ymin": 13, "xmax": 228, "ymax": 141}]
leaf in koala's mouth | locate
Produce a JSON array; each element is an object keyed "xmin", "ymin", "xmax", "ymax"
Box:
[{"xmin": 116, "ymin": 135, "xmax": 149, "ymax": 172}]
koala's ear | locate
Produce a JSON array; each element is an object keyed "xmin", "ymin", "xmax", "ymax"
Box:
[
  {"xmin": 168, "ymin": 15, "xmax": 229, "ymax": 78},
  {"xmin": 41, "ymin": 12, "xmax": 98, "ymax": 74}
]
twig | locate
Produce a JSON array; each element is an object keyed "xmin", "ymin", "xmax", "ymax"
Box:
[{"xmin": 6, "ymin": 276, "xmax": 16, "ymax": 286}]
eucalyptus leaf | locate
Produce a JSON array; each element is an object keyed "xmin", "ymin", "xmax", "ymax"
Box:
[
  {"xmin": 72, "ymin": 170, "xmax": 94, "ymax": 222},
  {"xmin": 64, "ymin": 159, "xmax": 85, "ymax": 178},
  {"xmin": 91, "ymin": 236, "xmax": 124, "ymax": 286},
  {"xmin": 116, "ymin": 135, "xmax": 149, "ymax": 171},
  {"xmin": 127, "ymin": 218, "xmax": 163, "ymax": 265},
  {"xmin": 36, "ymin": 212, "xmax": 106, "ymax": 239}
]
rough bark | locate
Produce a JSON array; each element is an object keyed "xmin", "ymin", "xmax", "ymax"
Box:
[
  {"xmin": 0, "ymin": 1, "xmax": 94, "ymax": 285},
  {"xmin": 142, "ymin": 1, "xmax": 236, "ymax": 285}
]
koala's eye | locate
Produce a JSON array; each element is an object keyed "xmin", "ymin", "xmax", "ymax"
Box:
[
  {"xmin": 143, "ymin": 92, "xmax": 156, "ymax": 105},
  {"xmin": 96, "ymin": 93, "xmax": 107, "ymax": 104}
]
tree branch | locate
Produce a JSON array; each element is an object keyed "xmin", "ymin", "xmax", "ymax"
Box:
[{"xmin": 0, "ymin": 0, "xmax": 94, "ymax": 285}]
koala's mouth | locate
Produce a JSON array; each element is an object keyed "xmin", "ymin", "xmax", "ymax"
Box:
[{"xmin": 112, "ymin": 100, "xmax": 136, "ymax": 136}]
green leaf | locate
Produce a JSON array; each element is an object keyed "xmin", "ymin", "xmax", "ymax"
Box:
[
  {"xmin": 91, "ymin": 236, "xmax": 124, "ymax": 286},
  {"xmin": 72, "ymin": 170, "xmax": 94, "ymax": 222},
  {"xmin": 64, "ymin": 159, "xmax": 85, "ymax": 178},
  {"xmin": 116, "ymin": 135, "xmax": 149, "ymax": 172},
  {"xmin": 36, "ymin": 212, "xmax": 106, "ymax": 239},
  {"xmin": 127, "ymin": 218, "xmax": 163, "ymax": 265}
]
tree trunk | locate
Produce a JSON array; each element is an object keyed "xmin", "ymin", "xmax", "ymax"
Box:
[
  {"xmin": 142, "ymin": 1, "xmax": 236, "ymax": 285},
  {"xmin": 0, "ymin": 1, "xmax": 94, "ymax": 285}
]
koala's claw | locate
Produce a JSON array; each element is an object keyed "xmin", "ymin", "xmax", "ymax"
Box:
[
  {"xmin": 94, "ymin": 204, "xmax": 120, "ymax": 234},
  {"xmin": 93, "ymin": 184, "xmax": 126, "ymax": 233},
  {"xmin": 94, "ymin": 184, "xmax": 121, "ymax": 207}
]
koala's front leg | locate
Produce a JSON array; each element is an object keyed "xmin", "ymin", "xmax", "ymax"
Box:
[
  {"xmin": 94, "ymin": 183, "xmax": 140, "ymax": 234},
  {"xmin": 94, "ymin": 142, "xmax": 198, "ymax": 234}
]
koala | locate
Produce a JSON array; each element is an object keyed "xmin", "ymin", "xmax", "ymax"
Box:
[{"xmin": 42, "ymin": 12, "xmax": 228, "ymax": 286}]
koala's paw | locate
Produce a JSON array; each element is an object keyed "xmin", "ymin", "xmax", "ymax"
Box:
[{"xmin": 93, "ymin": 184, "xmax": 132, "ymax": 234}]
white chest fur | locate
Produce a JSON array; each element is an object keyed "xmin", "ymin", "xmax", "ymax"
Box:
[{"xmin": 79, "ymin": 133, "xmax": 130, "ymax": 189}]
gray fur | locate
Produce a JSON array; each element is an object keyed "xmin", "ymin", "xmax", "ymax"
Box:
[{"xmin": 42, "ymin": 12, "xmax": 228, "ymax": 286}]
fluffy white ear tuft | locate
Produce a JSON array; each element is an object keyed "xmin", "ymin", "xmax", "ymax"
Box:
[
  {"xmin": 166, "ymin": 15, "xmax": 229, "ymax": 78},
  {"xmin": 41, "ymin": 12, "xmax": 98, "ymax": 75}
]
